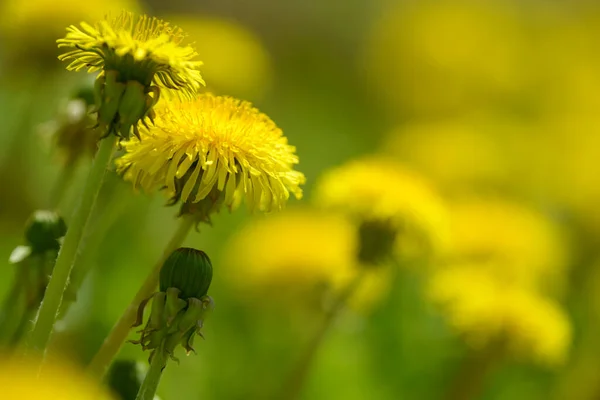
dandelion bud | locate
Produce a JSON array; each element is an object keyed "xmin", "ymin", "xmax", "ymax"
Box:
[
  {"xmin": 357, "ymin": 219, "xmax": 397, "ymax": 267},
  {"xmin": 159, "ymin": 248, "xmax": 213, "ymax": 300},
  {"xmin": 24, "ymin": 210, "xmax": 67, "ymax": 254},
  {"xmin": 132, "ymin": 248, "xmax": 215, "ymax": 364}
]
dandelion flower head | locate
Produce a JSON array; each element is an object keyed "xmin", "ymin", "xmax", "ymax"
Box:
[
  {"xmin": 58, "ymin": 11, "xmax": 204, "ymax": 98},
  {"xmin": 223, "ymin": 209, "xmax": 391, "ymax": 312},
  {"xmin": 314, "ymin": 158, "xmax": 448, "ymax": 261},
  {"xmin": 117, "ymin": 94, "xmax": 305, "ymax": 219},
  {"xmin": 428, "ymin": 264, "xmax": 571, "ymax": 366}
]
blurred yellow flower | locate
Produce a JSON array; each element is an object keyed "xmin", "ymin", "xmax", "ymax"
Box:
[
  {"xmin": 428, "ymin": 264, "xmax": 571, "ymax": 366},
  {"xmin": 166, "ymin": 16, "xmax": 272, "ymax": 100},
  {"xmin": 117, "ymin": 94, "xmax": 305, "ymax": 219},
  {"xmin": 363, "ymin": 0, "xmax": 528, "ymax": 117},
  {"xmin": 314, "ymin": 158, "xmax": 448, "ymax": 262},
  {"xmin": 383, "ymin": 117, "xmax": 520, "ymax": 192},
  {"xmin": 0, "ymin": 357, "xmax": 113, "ymax": 398},
  {"xmin": 223, "ymin": 209, "xmax": 390, "ymax": 312},
  {"xmin": 445, "ymin": 197, "xmax": 569, "ymax": 293},
  {"xmin": 0, "ymin": 0, "xmax": 138, "ymax": 63},
  {"xmin": 58, "ymin": 12, "xmax": 204, "ymax": 99}
]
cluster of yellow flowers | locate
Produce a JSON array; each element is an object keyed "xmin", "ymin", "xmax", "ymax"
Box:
[{"xmin": 362, "ymin": 0, "xmax": 576, "ymax": 367}]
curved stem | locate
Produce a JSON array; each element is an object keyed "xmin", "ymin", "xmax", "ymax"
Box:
[
  {"xmin": 281, "ymin": 271, "xmax": 365, "ymax": 400},
  {"xmin": 28, "ymin": 136, "xmax": 117, "ymax": 354},
  {"xmin": 87, "ymin": 215, "xmax": 194, "ymax": 379},
  {"xmin": 135, "ymin": 348, "xmax": 168, "ymax": 400}
]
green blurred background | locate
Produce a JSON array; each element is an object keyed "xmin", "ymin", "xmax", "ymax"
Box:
[{"xmin": 2, "ymin": 0, "xmax": 600, "ymax": 399}]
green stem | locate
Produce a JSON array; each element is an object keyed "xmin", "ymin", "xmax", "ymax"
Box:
[
  {"xmin": 0, "ymin": 266, "xmax": 27, "ymax": 344},
  {"xmin": 28, "ymin": 136, "xmax": 117, "ymax": 354},
  {"xmin": 48, "ymin": 165, "xmax": 75, "ymax": 210},
  {"xmin": 135, "ymin": 346, "xmax": 168, "ymax": 400},
  {"xmin": 281, "ymin": 271, "xmax": 365, "ymax": 400},
  {"xmin": 87, "ymin": 215, "xmax": 194, "ymax": 379}
]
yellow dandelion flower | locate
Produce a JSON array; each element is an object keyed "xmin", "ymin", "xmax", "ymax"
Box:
[
  {"xmin": 428, "ymin": 264, "xmax": 571, "ymax": 366},
  {"xmin": 314, "ymin": 158, "xmax": 448, "ymax": 262},
  {"xmin": 167, "ymin": 15, "xmax": 272, "ymax": 99},
  {"xmin": 223, "ymin": 209, "xmax": 390, "ymax": 312},
  {"xmin": 445, "ymin": 197, "xmax": 569, "ymax": 293},
  {"xmin": 57, "ymin": 12, "xmax": 205, "ymax": 139},
  {"xmin": 0, "ymin": 357, "xmax": 113, "ymax": 399},
  {"xmin": 116, "ymin": 94, "xmax": 305, "ymax": 219}
]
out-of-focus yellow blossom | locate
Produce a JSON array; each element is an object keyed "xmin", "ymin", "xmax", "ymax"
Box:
[
  {"xmin": 384, "ymin": 117, "xmax": 517, "ymax": 192},
  {"xmin": 528, "ymin": 6, "xmax": 600, "ymax": 114},
  {"xmin": 428, "ymin": 264, "xmax": 571, "ymax": 366},
  {"xmin": 509, "ymin": 114, "xmax": 600, "ymax": 234},
  {"xmin": 167, "ymin": 16, "xmax": 272, "ymax": 100},
  {"xmin": 363, "ymin": 0, "xmax": 528, "ymax": 117},
  {"xmin": 223, "ymin": 209, "xmax": 390, "ymax": 312},
  {"xmin": 445, "ymin": 197, "xmax": 569, "ymax": 293},
  {"xmin": 117, "ymin": 94, "xmax": 305, "ymax": 220},
  {"xmin": 0, "ymin": 0, "xmax": 138, "ymax": 64},
  {"xmin": 0, "ymin": 357, "xmax": 114, "ymax": 399},
  {"xmin": 314, "ymin": 158, "xmax": 448, "ymax": 262}
]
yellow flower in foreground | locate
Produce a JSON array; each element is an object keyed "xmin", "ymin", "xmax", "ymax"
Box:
[
  {"xmin": 58, "ymin": 12, "xmax": 203, "ymax": 97},
  {"xmin": 428, "ymin": 265, "xmax": 571, "ymax": 366},
  {"xmin": 167, "ymin": 15, "xmax": 272, "ymax": 99},
  {"xmin": 314, "ymin": 158, "xmax": 447, "ymax": 261},
  {"xmin": 446, "ymin": 197, "xmax": 568, "ymax": 293},
  {"xmin": 58, "ymin": 12, "xmax": 205, "ymax": 139},
  {"xmin": 0, "ymin": 357, "xmax": 113, "ymax": 399},
  {"xmin": 117, "ymin": 94, "xmax": 305, "ymax": 219},
  {"xmin": 223, "ymin": 209, "xmax": 390, "ymax": 312}
]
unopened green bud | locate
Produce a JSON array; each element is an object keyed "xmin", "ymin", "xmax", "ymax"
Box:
[
  {"xmin": 160, "ymin": 248, "xmax": 213, "ymax": 300},
  {"xmin": 357, "ymin": 219, "xmax": 397, "ymax": 267},
  {"xmin": 24, "ymin": 210, "xmax": 67, "ymax": 254}
]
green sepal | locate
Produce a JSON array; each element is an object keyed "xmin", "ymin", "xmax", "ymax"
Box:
[
  {"xmin": 98, "ymin": 70, "xmax": 126, "ymax": 129},
  {"xmin": 148, "ymin": 292, "xmax": 166, "ymax": 330},
  {"xmin": 117, "ymin": 80, "xmax": 147, "ymax": 139},
  {"xmin": 165, "ymin": 288, "xmax": 187, "ymax": 326}
]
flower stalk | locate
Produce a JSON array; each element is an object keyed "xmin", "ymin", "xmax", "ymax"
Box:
[
  {"xmin": 135, "ymin": 343, "xmax": 168, "ymax": 400},
  {"xmin": 28, "ymin": 135, "xmax": 117, "ymax": 354}
]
